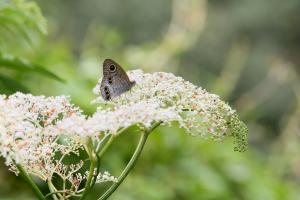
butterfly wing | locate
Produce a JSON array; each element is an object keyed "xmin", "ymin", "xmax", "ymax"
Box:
[{"xmin": 100, "ymin": 59, "xmax": 135, "ymax": 100}]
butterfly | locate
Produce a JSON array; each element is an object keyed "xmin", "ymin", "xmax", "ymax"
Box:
[{"xmin": 100, "ymin": 59, "xmax": 136, "ymax": 101}]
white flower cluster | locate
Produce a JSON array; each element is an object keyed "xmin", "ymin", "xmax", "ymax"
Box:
[
  {"xmin": 0, "ymin": 92, "xmax": 120, "ymax": 191},
  {"xmin": 0, "ymin": 93, "xmax": 84, "ymax": 181},
  {"xmin": 93, "ymin": 70, "xmax": 247, "ymax": 151},
  {"xmin": 94, "ymin": 171, "xmax": 118, "ymax": 183},
  {"xmin": 0, "ymin": 69, "xmax": 247, "ymax": 194},
  {"xmin": 57, "ymin": 100, "xmax": 180, "ymax": 137}
]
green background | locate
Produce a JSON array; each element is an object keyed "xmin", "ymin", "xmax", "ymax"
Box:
[{"xmin": 0, "ymin": 0, "xmax": 299, "ymax": 199}]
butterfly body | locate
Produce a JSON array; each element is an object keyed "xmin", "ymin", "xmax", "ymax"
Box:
[{"xmin": 100, "ymin": 59, "xmax": 135, "ymax": 101}]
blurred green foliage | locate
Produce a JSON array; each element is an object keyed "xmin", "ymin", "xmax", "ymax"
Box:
[
  {"xmin": 0, "ymin": 0, "xmax": 63, "ymax": 94},
  {"xmin": 0, "ymin": 0, "xmax": 300, "ymax": 199}
]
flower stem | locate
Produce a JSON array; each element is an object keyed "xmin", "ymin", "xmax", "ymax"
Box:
[
  {"xmin": 62, "ymin": 178, "xmax": 66, "ymax": 199},
  {"xmin": 16, "ymin": 164, "xmax": 46, "ymax": 200},
  {"xmin": 80, "ymin": 137, "xmax": 97, "ymax": 200},
  {"xmin": 97, "ymin": 127, "xmax": 127, "ymax": 157},
  {"xmin": 45, "ymin": 190, "xmax": 70, "ymax": 199},
  {"xmin": 98, "ymin": 122, "xmax": 161, "ymax": 200},
  {"xmin": 97, "ymin": 135, "xmax": 114, "ymax": 157},
  {"xmin": 47, "ymin": 181, "xmax": 59, "ymax": 200}
]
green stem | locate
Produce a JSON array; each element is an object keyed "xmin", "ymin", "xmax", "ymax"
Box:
[
  {"xmin": 80, "ymin": 138, "xmax": 97, "ymax": 200},
  {"xmin": 62, "ymin": 178, "xmax": 66, "ymax": 199},
  {"xmin": 97, "ymin": 135, "xmax": 114, "ymax": 157},
  {"xmin": 95, "ymin": 134, "xmax": 110, "ymax": 153},
  {"xmin": 16, "ymin": 164, "xmax": 46, "ymax": 200},
  {"xmin": 90, "ymin": 154, "xmax": 101, "ymax": 189},
  {"xmin": 45, "ymin": 190, "xmax": 70, "ymax": 199},
  {"xmin": 97, "ymin": 127, "xmax": 133, "ymax": 157},
  {"xmin": 98, "ymin": 122, "xmax": 161, "ymax": 200},
  {"xmin": 47, "ymin": 181, "xmax": 59, "ymax": 200}
]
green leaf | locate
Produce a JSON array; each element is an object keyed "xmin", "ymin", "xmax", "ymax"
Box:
[
  {"xmin": 0, "ymin": 74, "xmax": 29, "ymax": 93},
  {"xmin": 0, "ymin": 53, "xmax": 65, "ymax": 82}
]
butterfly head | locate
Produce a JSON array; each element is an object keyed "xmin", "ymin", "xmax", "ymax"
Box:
[{"xmin": 103, "ymin": 59, "xmax": 118, "ymax": 76}]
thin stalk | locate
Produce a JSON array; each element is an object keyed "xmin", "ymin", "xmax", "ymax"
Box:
[
  {"xmin": 97, "ymin": 135, "xmax": 114, "ymax": 157},
  {"xmin": 47, "ymin": 181, "xmax": 59, "ymax": 200},
  {"xmin": 16, "ymin": 164, "xmax": 46, "ymax": 200},
  {"xmin": 45, "ymin": 190, "xmax": 70, "ymax": 199},
  {"xmin": 98, "ymin": 122, "xmax": 161, "ymax": 200},
  {"xmin": 95, "ymin": 134, "xmax": 110, "ymax": 153},
  {"xmin": 90, "ymin": 154, "xmax": 101, "ymax": 188},
  {"xmin": 93, "ymin": 129, "xmax": 129, "ymax": 189},
  {"xmin": 62, "ymin": 178, "xmax": 66, "ymax": 199},
  {"xmin": 97, "ymin": 127, "xmax": 127, "ymax": 156},
  {"xmin": 65, "ymin": 194, "xmax": 82, "ymax": 198},
  {"xmin": 80, "ymin": 137, "xmax": 97, "ymax": 200}
]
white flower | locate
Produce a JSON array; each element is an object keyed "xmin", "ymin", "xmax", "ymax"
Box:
[
  {"xmin": 96, "ymin": 171, "xmax": 118, "ymax": 183},
  {"xmin": 93, "ymin": 70, "xmax": 247, "ymax": 151},
  {"xmin": 0, "ymin": 92, "xmax": 84, "ymax": 181}
]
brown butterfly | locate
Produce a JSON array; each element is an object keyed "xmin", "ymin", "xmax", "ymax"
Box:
[{"xmin": 100, "ymin": 59, "xmax": 136, "ymax": 101}]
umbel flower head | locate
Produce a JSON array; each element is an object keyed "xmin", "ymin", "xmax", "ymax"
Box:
[
  {"xmin": 93, "ymin": 70, "xmax": 248, "ymax": 152},
  {"xmin": 0, "ymin": 69, "xmax": 247, "ymax": 195},
  {"xmin": 0, "ymin": 93, "xmax": 117, "ymax": 190}
]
